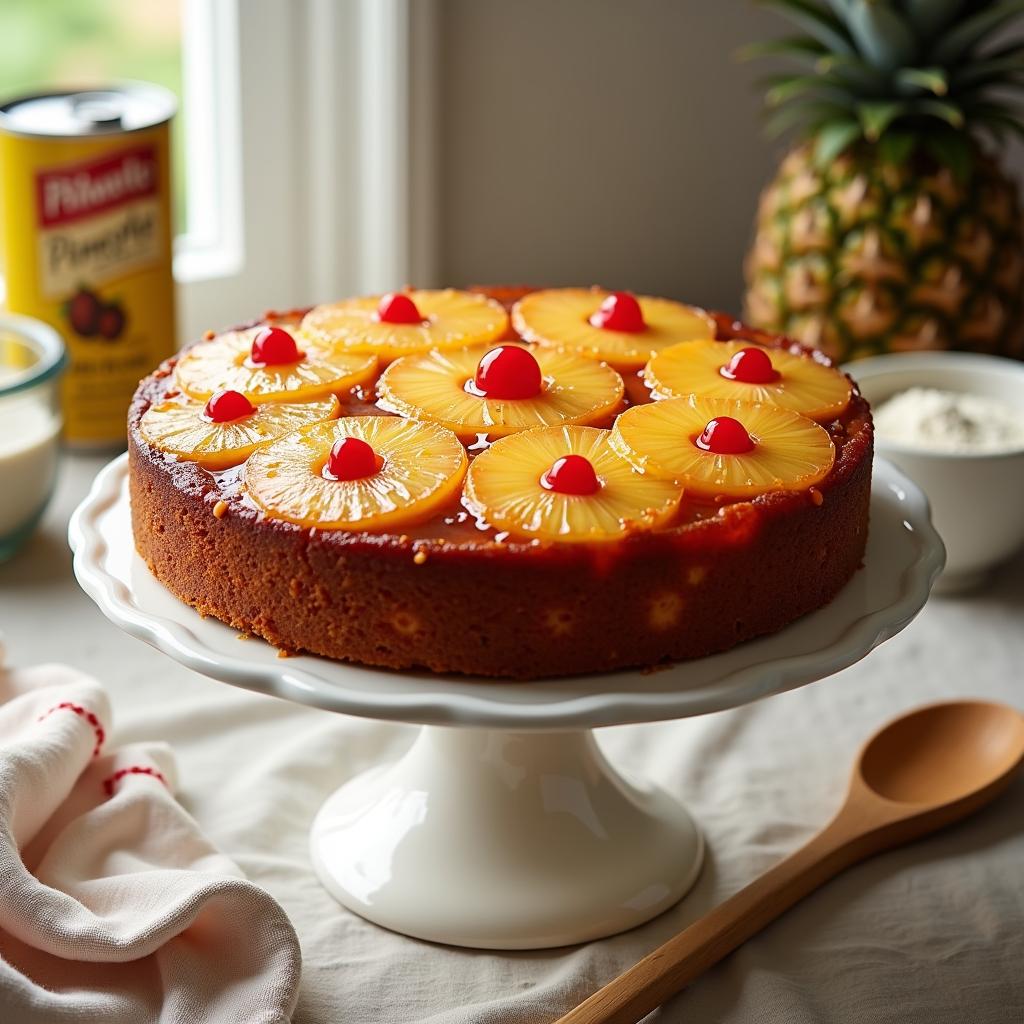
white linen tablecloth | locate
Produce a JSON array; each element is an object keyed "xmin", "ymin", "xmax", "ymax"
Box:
[{"xmin": 2, "ymin": 454, "xmax": 1022, "ymax": 1024}]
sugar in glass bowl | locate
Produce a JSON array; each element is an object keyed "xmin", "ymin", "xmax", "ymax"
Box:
[
  {"xmin": 846, "ymin": 351, "xmax": 1024, "ymax": 592},
  {"xmin": 0, "ymin": 313, "xmax": 66, "ymax": 561}
]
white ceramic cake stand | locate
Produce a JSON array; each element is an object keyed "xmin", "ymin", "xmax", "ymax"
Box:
[{"xmin": 70, "ymin": 455, "xmax": 943, "ymax": 950}]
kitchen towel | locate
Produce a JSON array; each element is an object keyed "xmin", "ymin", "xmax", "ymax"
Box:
[{"xmin": 0, "ymin": 649, "xmax": 301, "ymax": 1024}]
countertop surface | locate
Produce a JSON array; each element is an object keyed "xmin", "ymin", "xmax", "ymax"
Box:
[{"xmin": 2, "ymin": 452, "xmax": 1023, "ymax": 1024}]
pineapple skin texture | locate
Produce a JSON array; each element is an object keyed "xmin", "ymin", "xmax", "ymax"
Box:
[{"xmin": 744, "ymin": 145, "xmax": 1024, "ymax": 361}]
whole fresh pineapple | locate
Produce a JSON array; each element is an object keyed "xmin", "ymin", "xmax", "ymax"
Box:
[{"xmin": 744, "ymin": 0, "xmax": 1024, "ymax": 361}]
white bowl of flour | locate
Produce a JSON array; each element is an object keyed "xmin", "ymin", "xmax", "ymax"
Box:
[{"xmin": 845, "ymin": 351, "xmax": 1024, "ymax": 593}]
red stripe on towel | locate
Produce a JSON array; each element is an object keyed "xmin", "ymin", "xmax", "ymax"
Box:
[
  {"xmin": 38, "ymin": 702, "xmax": 106, "ymax": 756},
  {"xmin": 103, "ymin": 765, "xmax": 169, "ymax": 797}
]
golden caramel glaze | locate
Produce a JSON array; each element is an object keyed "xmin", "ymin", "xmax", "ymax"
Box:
[{"xmin": 128, "ymin": 303, "xmax": 872, "ymax": 679}]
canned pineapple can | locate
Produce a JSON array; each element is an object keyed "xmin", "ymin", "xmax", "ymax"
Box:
[{"xmin": 0, "ymin": 84, "xmax": 177, "ymax": 448}]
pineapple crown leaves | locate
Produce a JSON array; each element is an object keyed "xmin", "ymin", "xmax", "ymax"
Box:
[{"xmin": 743, "ymin": 0, "xmax": 1024, "ymax": 173}]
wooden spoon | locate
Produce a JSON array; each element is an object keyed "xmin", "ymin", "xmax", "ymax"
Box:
[{"xmin": 555, "ymin": 700, "xmax": 1024, "ymax": 1024}]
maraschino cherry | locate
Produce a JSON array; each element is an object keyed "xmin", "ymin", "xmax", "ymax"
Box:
[
  {"xmin": 376, "ymin": 292, "xmax": 423, "ymax": 325},
  {"xmin": 325, "ymin": 436, "xmax": 378, "ymax": 481},
  {"xmin": 541, "ymin": 454, "xmax": 600, "ymax": 496},
  {"xmin": 720, "ymin": 346, "xmax": 778, "ymax": 384},
  {"xmin": 589, "ymin": 291, "xmax": 646, "ymax": 333},
  {"xmin": 473, "ymin": 345, "xmax": 542, "ymax": 400},
  {"xmin": 695, "ymin": 416, "xmax": 755, "ymax": 455},
  {"xmin": 204, "ymin": 389, "xmax": 255, "ymax": 423},
  {"xmin": 250, "ymin": 326, "xmax": 303, "ymax": 366}
]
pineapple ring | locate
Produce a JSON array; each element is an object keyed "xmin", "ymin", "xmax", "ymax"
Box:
[
  {"xmin": 245, "ymin": 416, "xmax": 467, "ymax": 531},
  {"xmin": 139, "ymin": 396, "xmax": 340, "ymax": 471},
  {"xmin": 377, "ymin": 344, "xmax": 625, "ymax": 440},
  {"xmin": 300, "ymin": 289, "xmax": 509, "ymax": 362},
  {"xmin": 464, "ymin": 425, "xmax": 682, "ymax": 543},
  {"xmin": 175, "ymin": 327, "xmax": 377, "ymax": 404},
  {"xmin": 511, "ymin": 288, "xmax": 716, "ymax": 371},
  {"xmin": 610, "ymin": 396, "xmax": 835, "ymax": 500},
  {"xmin": 645, "ymin": 339, "xmax": 851, "ymax": 422}
]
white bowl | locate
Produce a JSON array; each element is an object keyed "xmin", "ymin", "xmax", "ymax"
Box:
[{"xmin": 845, "ymin": 351, "xmax": 1024, "ymax": 593}]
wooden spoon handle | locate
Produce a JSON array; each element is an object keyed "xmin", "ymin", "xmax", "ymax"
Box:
[{"xmin": 554, "ymin": 820, "xmax": 864, "ymax": 1024}]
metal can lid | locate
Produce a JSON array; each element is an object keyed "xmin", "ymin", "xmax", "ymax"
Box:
[{"xmin": 0, "ymin": 82, "xmax": 176, "ymax": 138}]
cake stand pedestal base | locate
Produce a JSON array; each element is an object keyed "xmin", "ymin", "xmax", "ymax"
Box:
[{"xmin": 310, "ymin": 726, "xmax": 703, "ymax": 949}]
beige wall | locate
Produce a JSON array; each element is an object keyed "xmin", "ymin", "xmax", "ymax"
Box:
[{"xmin": 436, "ymin": 0, "xmax": 1024, "ymax": 316}]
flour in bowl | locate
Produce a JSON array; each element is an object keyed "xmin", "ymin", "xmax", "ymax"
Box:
[{"xmin": 874, "ymin": 387, "xmax": 1024, "ymax": 453}]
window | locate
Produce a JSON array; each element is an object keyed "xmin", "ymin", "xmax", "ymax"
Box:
[{"xmin": 0, "ymin": 0, "xmax": 437, "ymax": 341}]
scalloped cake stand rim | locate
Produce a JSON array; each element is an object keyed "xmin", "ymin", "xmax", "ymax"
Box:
[{"xmin": 69, "ymin": 454, "xmax": 945, "ymax": 732}]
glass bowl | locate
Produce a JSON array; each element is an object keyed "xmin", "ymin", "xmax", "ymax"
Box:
[{"xmin": 0, "ymin": 313, "xmax": 66, "ymax": 561}]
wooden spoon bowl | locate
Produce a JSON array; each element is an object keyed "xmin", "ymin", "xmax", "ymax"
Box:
[{"xmin": 859, "ymin": 700, "xmax": 1024, "ymax": 805}]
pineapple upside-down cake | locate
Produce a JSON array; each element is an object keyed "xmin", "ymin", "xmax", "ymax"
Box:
[{"xmin": 129, "ymin": 286, "xmax": 872, "ymax": 679}]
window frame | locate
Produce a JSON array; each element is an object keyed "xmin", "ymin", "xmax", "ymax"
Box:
[{"xmin": 173, "ymin": 0, "xmax": 439, "ymax": 341}]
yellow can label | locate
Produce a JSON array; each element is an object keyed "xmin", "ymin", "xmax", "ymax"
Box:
[{"xmin": 1, "ymin": 125, "xmax": 176, "ymax": 446}]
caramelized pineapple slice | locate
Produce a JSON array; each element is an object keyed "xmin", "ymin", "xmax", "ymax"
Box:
[
  {"xmin": 377, "ymin": 343, "xmax": 624, "ymax": 440},
  {"xmin": 610, "ymin": 396, "xmax": 835, "ymax": 500},
  {"xmin": 244, "ymin": 416, "xmax": 467, "ymax": 531},
  {"xmin": 175, "ymin": 326, "xmax": 377, "ymax": 404},
  {"xmin": 464, "ymin": 424, "xmax": 681, "ymax": 543},
  {"xmin": 300, "ymin": 289, "xmax": 508, "ymax": 362},
  {"xmin": 511, "ymin": 288, "xmax": 715, "ymax": 370},
  {"xmin": 645, "ymin": 339, "xmax": 851, "ymax": 422},
  {"xmin": 139, "ymin": 391, "xmax": 340, "ymax": 470}
]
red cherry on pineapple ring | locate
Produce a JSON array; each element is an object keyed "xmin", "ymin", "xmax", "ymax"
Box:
[
  {"xmin": 251, "ymin": 326, "xmax": 303, "ymax": 366},
  {"xmin": 376, "ymin": 292, "xmax": 424, "ymax": 325},
  {"xmin": 589, "ymin": 291, "xmax": 646, "ymax": 333},
  {"xmin": 325, "ymin": 436, "xmax": 379, "ymax": 481},
  {"xmin": 473, "ymin": 345, "xmax": 543, "ymax": 400},
  {"xmin": 541, "ymin": 454, "xmax": 601, "ymax": 496},
  {"xmin": 720, "ymin": 346, "xmax": 778, "ymax": 384},
  {"xmin": 204, "ymin": 389, "xmax": 256, "ymax": 423},
  {"xmin": 695, "ymin": 416, "xmax": 755, "ymax": 455}
]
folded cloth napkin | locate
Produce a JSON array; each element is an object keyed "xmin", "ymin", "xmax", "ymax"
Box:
[{"xmin": 0, "ymin": 650, "xmax": 301, "ymax": 1023}]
